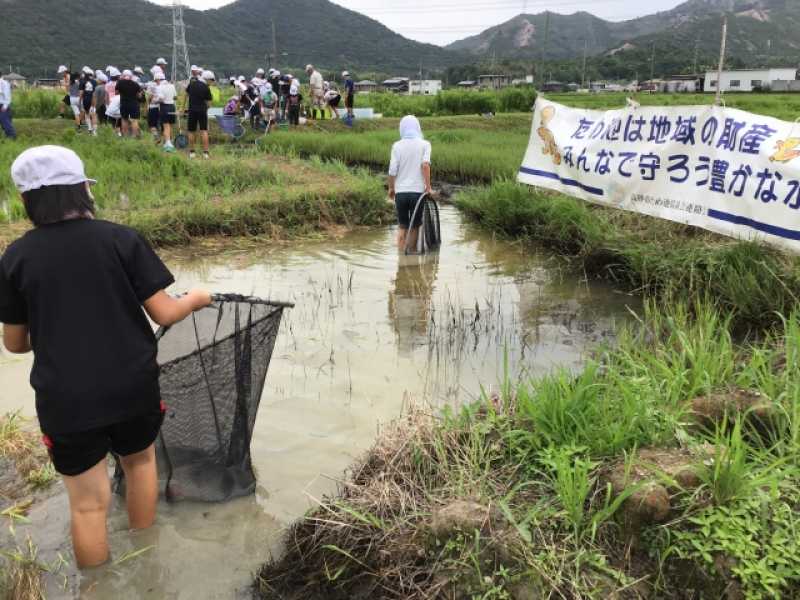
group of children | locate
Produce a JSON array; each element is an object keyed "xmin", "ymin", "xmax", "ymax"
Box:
[
  {"xmin": 58, "ymin": 59, "xmax": 218, "ymax": 157},
  {"xmin": 224, "ymin": 65, "xmax": 355, "ymax": 128}
]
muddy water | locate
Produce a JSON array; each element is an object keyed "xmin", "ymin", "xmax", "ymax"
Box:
[{"xmin": 0, "ymin": 206, "xmax": 638, "ymax": 598}]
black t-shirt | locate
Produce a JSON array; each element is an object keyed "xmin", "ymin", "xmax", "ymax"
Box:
[
  {"xmin": 116, "ymin": 79, "xmax": 141, "ymax": 103},
  {"xmin": 0, "ymin": 219, "xmax": 175, "ymax": 435},
  {"xmin": 186, "ymin": 80, "xmax": 212, "ymax": 111}
]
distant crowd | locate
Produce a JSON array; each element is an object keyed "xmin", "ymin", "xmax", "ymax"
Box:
[{"xmin": 0, "ymin": 59, "xmax": 357, "ymax": 157}]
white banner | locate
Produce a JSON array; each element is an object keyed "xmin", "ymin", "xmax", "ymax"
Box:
[{"xmin": 519, "ymin": 97, "xmax": 800, "ymax": 253}]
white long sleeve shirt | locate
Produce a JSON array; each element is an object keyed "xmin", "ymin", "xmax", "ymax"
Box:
[{"xmin": 0, "ymin": 79, "xmax": 12, "ymax": 108}]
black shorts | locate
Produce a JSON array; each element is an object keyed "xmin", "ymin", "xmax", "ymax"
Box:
[
  {"xmin": 82, "ymin": 97, "xmax": 93, "ymax": 112},
  {"xmin": 97, "ymin": 105, "xmax": 107, "ymax": 123},
  {"xmin": 42, "ymin": 403, "xmax": 165, "ymax": 476},
  {"xmin": 120, "ymin": 100, "xmax": 140, "ymax": 120},
  {"xmin": 159, "ymin": 104, "xmax": 176, "ymax": 125},
  {"xmin": 187, "ymin": 109, "xmax": 208, "ymax": 132},
  {"xmin": 147, "ymin": 107, "xmax": 160, "ymax": 128},
  {"xmin": 328, "ymin": 96, "xmax": 341, "ymax": 108},
  {"xmin": 62, "ymin": 95, "xmax": 71, "ymax": 107},
  {"xmin": 395, "ymin": 192, "xmax": 425, "ymax": 229},
  {"xmin": 345, "ymin": 94, "xmax": 354, "ymax": 109}
]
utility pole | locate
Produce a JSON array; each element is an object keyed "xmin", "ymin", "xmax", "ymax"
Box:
[
  {"xmin": 650, "ymin": 42, "xmax": 656, "ymax": 84},
  {"xmin": 581, "ymin": 39, "xmax": 588, "ymax": 89},
  {"xmin": 714, "ymin": 15, "xmax": 728, "ymax": 106},
  {"xmin": 272, "ymin": 19, "xmax": 278, "ymax": 67},
  {"xmin": 539, "ymin": 11, "xmax": 550, "ymax": 86},
  {"xmin": 171, "ymin": 0, "xmax": 191, "ymax": 82},
  {"xmin": 692, "ymin": 37, "xmax": 700, "ymax": 74}
]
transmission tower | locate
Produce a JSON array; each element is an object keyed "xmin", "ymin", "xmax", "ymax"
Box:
[{"xmin": 171, "ymin": 0, "xmax": 191, "ymax": 82}]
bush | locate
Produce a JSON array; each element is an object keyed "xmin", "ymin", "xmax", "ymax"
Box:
[{"xmin": 10, "ymin": 88, "xmax": 62, "ymax": 118}]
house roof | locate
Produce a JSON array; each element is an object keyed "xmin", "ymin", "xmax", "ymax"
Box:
[
  {"xmin": 4, "ymin": 73, "xmax": 26, "ymax": 80},
  {"xmin": 355, "ymin": 80, "xmax": 377, "ymax": 85},
  {"xmin": 457, "ymin": 81, "xmax": 477, "ymax": 86}
]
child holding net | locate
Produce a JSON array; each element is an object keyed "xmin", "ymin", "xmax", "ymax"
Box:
[{"xmin": 0, "ymin": 146, "xmax": 212, "ymax": 568}]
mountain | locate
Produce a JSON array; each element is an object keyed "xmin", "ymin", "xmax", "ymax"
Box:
[
  {"xmin": 447, "ymin": 0, "xmax": 800, "ymax": 70},
  {"xmin": 1, "ymin": 0, "xmax": 462, "ymax": 79}
]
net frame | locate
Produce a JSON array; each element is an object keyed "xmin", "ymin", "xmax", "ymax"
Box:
[
  {"xmin": 404, "ymin": 194, "xmax": 442, "ymax": 255},
  {"xmin": 114, "ymin": 293, "xmax": 293, "ymax": 503}
]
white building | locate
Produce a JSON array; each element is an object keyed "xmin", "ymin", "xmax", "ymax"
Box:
[
  {"xmin": 704, "ymin": 68, "xmax": 797, "ymax": 93},
  {"xmin": 409, "ymin": 80, "xmax": 442, "ymax": 95}
]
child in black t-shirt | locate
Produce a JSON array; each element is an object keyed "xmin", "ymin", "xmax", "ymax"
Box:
[
  {"xmin": 288, "ymin": 85, "xmax": 302, "ymax": 126},
  {"xmin": 0, "ymin": 146, "xmax": 212, "ymax": 568}
]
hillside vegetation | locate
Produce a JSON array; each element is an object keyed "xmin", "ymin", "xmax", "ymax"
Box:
[{"xmin": 1, "ymin": 0, "xmax": 462, "ymax": 77}]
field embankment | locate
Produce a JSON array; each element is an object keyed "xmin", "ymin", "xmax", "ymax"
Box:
[
  {"xmin": 258, "ymin": 114, "xmax": 531, "ymax": 183},
  {"xmin": 0, "ymin": 122, "xmax": 393, "ymax": 250},
  {"xmin": 257, "ymin": 302, "xmax": 800, "ymax": 599}
]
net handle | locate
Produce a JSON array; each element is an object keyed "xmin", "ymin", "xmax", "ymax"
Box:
[{"xmin": 210, "ymin": 293, "xmax": 295, "ymax": 309}]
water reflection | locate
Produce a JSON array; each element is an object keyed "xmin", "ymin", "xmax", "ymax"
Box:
[{"xmin": 389, "ymin": 252, "xmax": 440, "ymax": 355}]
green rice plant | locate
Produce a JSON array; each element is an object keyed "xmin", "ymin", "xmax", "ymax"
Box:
[{"xmin": 9, "ymin": 89, "xmax": 62, "ymax": 119}]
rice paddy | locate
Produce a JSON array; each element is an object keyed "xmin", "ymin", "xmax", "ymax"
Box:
[{"xmin": 4, "ymin": 99, "xmax": 800, "ymax": 598}]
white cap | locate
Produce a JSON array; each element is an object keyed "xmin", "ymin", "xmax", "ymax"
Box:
[
  {"xmin": 11, "ymin": 146, "xmax": 96, "ymax": 195},
  {"xmin": 274, "ymin": 70, "xmax": 281, "ymax": 77},
  {"xmin": 134, "ymin": 66, "xmax": 144, "ymax": 74},
  {"xmin": 105, "ymin": 65, "xmax": 114, "ymax": 73},
  {"xmin": 122, "ymin": 69, "xmax": 133, "ymax": 78},
  {"xmin": 238, "ymin": 76, "xmax": 246, "ymax": 82},
  {"xmin": 191, "ymin": 64, "xmax": 201, "ymax": 73},
  {"xmin": 97, "ymin": 72, "xmax": 108, "ymax": 83},
  {"xmin": 154, "ymin": 70, "xmax": 166, "ymax": 81},
  {"xmin": 108, "ymin": 67, "xmax": 121, "ymax": 78},
  {"xmin": 82, "ymin": 66, "xmax": 93, "ymax": 75},
  {"xmin": 156, "ymin": 57, "xmax": 168, "ymax": 66},
  {"xmin": 229, "ymin": 76, "xmax": 236, "ymax": 82},
  {"xmin": 290, "ymin": 84, "xmax": 299, "ymax": 95},
  {"xmin": 57, "ymin": 65, "xmax": 68, "ymax": 74},
  {"xmin": 202, "ymin": 70, "xmax": 216, "ymax": 81},
  {"xmin": 342, "ymin": 71, "xmax": 350, "ymax": 78},
  {"xmin": 256, "ymin": 68, "xmax": 265, "ymax": 75},
  {"xmin": 305, "ymin": 64, "xmax": 314, "ymax": 72}
]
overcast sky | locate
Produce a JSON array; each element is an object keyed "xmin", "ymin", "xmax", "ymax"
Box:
[{"xmin": 149, "ymin": 0, "xmax": 684, "ymax": 46}]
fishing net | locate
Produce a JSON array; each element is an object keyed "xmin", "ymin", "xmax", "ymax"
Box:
[
  {"xmin": 114, "ymin": 294, "xmax": 292, "ymax": 503},
  {"xmin": 405, "ymin": 194, "xmax": 442, "ymax": 255}
]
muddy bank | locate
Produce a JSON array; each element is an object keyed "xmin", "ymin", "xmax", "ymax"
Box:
[{"xmin": 256, "ymin": 303, "xmax": 800, "ymax": 599}]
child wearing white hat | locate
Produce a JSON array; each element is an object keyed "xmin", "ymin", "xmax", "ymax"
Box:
[{"xmin": 0, "ymin": 145, "xmax": 212, "ymax": 570}]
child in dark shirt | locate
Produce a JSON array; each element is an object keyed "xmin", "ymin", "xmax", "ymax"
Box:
[
  {"xmin": 0, "ymin": 146, "xmax": 212, "ymax": 568},
  {"xmin": 288, "ymin": 85, "xmax": 302, "ymax": 126}
]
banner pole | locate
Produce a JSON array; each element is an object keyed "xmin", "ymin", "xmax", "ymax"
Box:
[{"xmin": 714, "ymin": 15, "xmax": 728, "ymax": 106}]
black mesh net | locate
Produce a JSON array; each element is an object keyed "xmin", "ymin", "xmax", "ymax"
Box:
[
  {"xmin": 406, "ymin": 194, "xmax": 442, "ymax": 255},
  {"xmin": 114, "ymin": 294, "xmax": 291, "ymax": 503}
]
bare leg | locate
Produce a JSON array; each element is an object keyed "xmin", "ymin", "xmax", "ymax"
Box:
[
  {"xmin": 407, "ymin": 227, "xmax": 420, "ymax": 253},
  {"xmin": 162, "ymin": 123, "xmax": 172, "ymax": 146},
  {"xmin": 188, "ymin": 131, "xmax": 196, "ymax": 153},
  {"xmin": 118, "ymin": 444, "xmax": 158, "ymax": 530},
  {"xmin": 121, "ymin": 118, "xmax": 130, "ymax": 137},
  {"xmin": 397, "ymin": 227, "xmax": 408, "ymax": 252},
  {"xmin": 201, "ymin": 131, "xmax": 209, "ymax": 153},
  {"xmin": 130, "ymin": 120, "xmax": 140, "ymax": 138},
  {"xmin": 62, "ymin": 458, "xmax": 112, "ymax": 568}
]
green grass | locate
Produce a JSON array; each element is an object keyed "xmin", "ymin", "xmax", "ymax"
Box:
[
  {"xmin": 354, "ymin": 88, "xmax": 537, "ymax": 117},
  {"xmin": 257, "ymin": 115, "xmax": 531, "ymax": 183},
  {"xmin": 0, "ymin": 121, "xmax": 393, "ymax": 248},
  {"xmin": 456, "ymin": 181, "xmax": 800, "ymax": 328},
  {"xmin": 257, "ymin": 301, "xmax": 800, "ymax": 599},
  {"xmin": 544, "ymin": 92, "xmax": 800, "ymax": 121}
]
